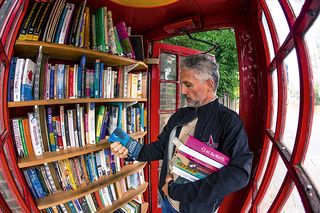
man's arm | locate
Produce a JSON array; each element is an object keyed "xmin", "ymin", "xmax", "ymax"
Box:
[{"xmin": 168, "ymin": 116, "xmax": 253, "ymax": 202}]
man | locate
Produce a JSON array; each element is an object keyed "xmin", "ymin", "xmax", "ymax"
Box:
[{"xmin": 111, "ymin": 54, "xmax": 253, "ymax": 213}]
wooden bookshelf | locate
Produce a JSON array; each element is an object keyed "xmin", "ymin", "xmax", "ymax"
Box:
[
  {"xmin": 36, "ymin": 163, "xmax": 147, "ymax": 209},
  {"xmin": 18, "ymin": 131, "xmax": 147, "ymax": 168},
  {"xmin": 97, "ymin": 183, "xmax": 148, "ymax": 213},
  {"xmin": 15, "ymin": 40, "xmax": 148, "ymax": 70},
  {"xmin": 8, "ymin": 97, "xmax": 147, "ymax": 108}
]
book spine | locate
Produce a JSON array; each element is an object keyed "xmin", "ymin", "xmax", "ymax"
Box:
[
  {"xmin": 33, "ymin": 46, "xmax": 43, "ymax": 100},
  {"xmin": 28, "ymin": 112, "xmax": 43, "ymax": 156},
  {"xmin": 18, "ymin": 1, "xmax": 39, "ymax": 40},
  {"xmin": 116, "ymin": 22, "xmax": 135, "ymax": 59},
  {"xmin": 8, "ymin": 57, "xmax": 17, "ymax": 102},
  {"xmin": 21, "ymin": 58, "xmax": 36, "ymax": 101},
  {"xmin": 107, "ymin": 11, "xmax": 117, "ymax": 54},
  {"xmin": 27, "ymin": 168, "xmax": 47, "ymax": 198},
  {"xmin": 18, "ymin": 118, "xmax": 28, "ymax": 156},
  {"xmin": 32, "ymin": 1, "xmax": 52, "ymax": 41},
  {"xmin": 94, "ymin": 59, "xmax": 100, "ymax": 98},
  {"xmin": 26, "ymin": 1, "xmax": 46, "ymax": 40},
  {"xmin": 13, "ymin": 58, "xmax": 25, "ymax": 102},
  {"xmin": 47, "ymin": 107, "xmax": 56, "ymax": 151},
  {"xmin": 11, "ymin": 119, "xmax": 25, "ymax": 158}
]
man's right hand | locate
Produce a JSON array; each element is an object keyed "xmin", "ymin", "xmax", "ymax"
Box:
[{"xmin": 110, "ymin": 142, "xmax": 129, "ymax": 159}]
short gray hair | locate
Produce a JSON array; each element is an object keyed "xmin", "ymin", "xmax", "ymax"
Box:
[{"xmin": 180, "ymin": 54, "xmax": 219, "ymax": 92}]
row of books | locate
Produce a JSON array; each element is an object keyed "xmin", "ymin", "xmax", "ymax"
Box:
[
  {"xmin": 11, "ymin": 102, "xmax": 146, "ymax": 157},
  {"xmin": 171, "ymin": 135, "xmax": 230, "ymax": 183},
  {"xmin": 115, "ymin": 201, "xmax": 143, "ymax": 213},
  {"xmin": 18, "ymin": 0, "xmax": 138, "ymax": 59},
  {"xmin": 8, "ymin": 54, "xmax": 146, "ymax": 102},
  {"xmin": 23, "ymin": 150, "xmax": 145, "ymax": 212}
]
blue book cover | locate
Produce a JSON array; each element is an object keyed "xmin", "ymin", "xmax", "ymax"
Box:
[
  {"xmin": 49, "ymin": 65, "xmax": 55, "ymax": 99},
  {"xmin": 54, "ymin": 6, "xmax": 68, "ymax": 43},
  {"xmin": 108, "ymin": 127, "xmax": 143, "ymax": 161},
  {"xmin": 47, "ymin": 107, "xmax": 56, "ymax": 151},
  {"xmin": 79, "ymin": 55, "xmax": 86, "ymax": 97},
  {"xmin": 8, "ymin": 57, "xmax": 17, "ymax": 102},
  {"xmin": 27, "ymin": 168, "xmax": 47, "ymax": 198},
  {"xmin": 57, "ymin": 64, "xmax": 65, "ymax": 99},
  {"xmin": 23, "ymin": 170, "xmax": 38, "ymax": 198},
  {"xmin": 94, "ymin": 60, "xmax": 100, "ymax": 98},
  {"xmin": 85, "ymin": 154, "xmax": 93, "ymax": 182},
  {"xmin": 67, "ymin": 201, "xmax": 78, "ymax": 213}
]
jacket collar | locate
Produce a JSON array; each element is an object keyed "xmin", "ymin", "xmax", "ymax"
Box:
[{"xmin": 176, "ymin": 99, "xmax": 220, "ymax": 126}]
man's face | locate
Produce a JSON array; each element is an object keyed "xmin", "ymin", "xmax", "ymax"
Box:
[{"xmin": 180, "ymin": 69, "xmax": 214, "ymax": 108}]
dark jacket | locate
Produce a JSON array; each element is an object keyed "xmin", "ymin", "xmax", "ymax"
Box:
[{"xmin": 137, "ymin": 99, "xmax": 253, "ymax": 213}]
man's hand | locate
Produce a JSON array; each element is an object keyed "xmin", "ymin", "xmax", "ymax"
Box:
[
  {"xmin": 110, "ymin": 142, "xmax": 129, "ymax": 159},
  {"xmin": 162, "ymin": 174, "xmax": 173, "ymax": 197}
]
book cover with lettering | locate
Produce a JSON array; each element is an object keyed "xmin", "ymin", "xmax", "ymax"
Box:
[{"xmin": 185, "ymin": 135, "xmax": 229, "ymax": 166}]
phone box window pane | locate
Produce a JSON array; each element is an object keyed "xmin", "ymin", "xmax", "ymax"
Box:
[{"xmin": 160, "ymin": 53, "xmax": 177, "ymax": 80}]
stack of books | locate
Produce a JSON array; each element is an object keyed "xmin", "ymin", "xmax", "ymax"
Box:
[{"xmin": 171, "ymin": 135, "xmax": 230, "ymax": 183}]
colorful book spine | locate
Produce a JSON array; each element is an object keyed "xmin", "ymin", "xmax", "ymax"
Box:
[
  {"xmin": 173, "ymin": 138, "xmax": 222, "ymax": 171},
  {"xmin": 28, "ymin": 112, "xmax": 43, "ymax": 156},
  {"xmin": 116, "ymin": 22, "xmax": 135, "ymax": 59},
  {"xmin": 185, "ymin": 135, "xmax": 229, "ymax": 165},
  {"xmin": 11, "ymin": 119, "xmax": 25, "ymax": 158},
  {"xmin": 8, "ymin": 57, "xmax": 17, "ymax": 102},
  {"xmin": 13, "ymin": 58, "xmax": 25, "ymax": 102}
]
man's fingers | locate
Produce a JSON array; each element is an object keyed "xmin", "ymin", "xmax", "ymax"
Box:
[{"xmin": 119, "ymin": 149, "xmax": 128, "ymax": 158}]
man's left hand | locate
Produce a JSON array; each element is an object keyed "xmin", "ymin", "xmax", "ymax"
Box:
[{"xmin": 162, "ymin": 174, "xmax": 173, "ymax": 197}]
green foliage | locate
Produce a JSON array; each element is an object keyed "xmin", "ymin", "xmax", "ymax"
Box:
[{"xmin": 162, "ymin": 29, "xmax": 239, "ymax": 98}]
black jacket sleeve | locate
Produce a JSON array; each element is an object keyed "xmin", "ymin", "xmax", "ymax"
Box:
[
  {"xmin": 168, "ymin": 116, "xmax": 253, "ymax": 202},
  {"xmin": 137, "ymin": 111, "xmax": 180, "ymax": 162}
]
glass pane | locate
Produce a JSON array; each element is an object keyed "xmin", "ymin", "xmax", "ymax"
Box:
[
  {"xmin": 288, "ymin": 0, "xmax": 305, "ymax": 18},
  {"xmin": 159, "ymin": 113, "xmax": 173, "ymax": 133},
  {"xmin": 259, "ymin": 157, "xmax": 286, "ymax": 211},
  {"xmin": 283, "ymin": 49, "xmax": 300, "ymax": 152},
  {"xmin": 160, "ymin": 53, "xmax": 177, "ymax": 80},
  {"xmin": 281, "ymin": 184, "xmax": 304, "ymax": 212},
  {"xmin": 160, "ymin": 83, "xmax": 176, "ymax": 110},
  {"xmin": 271, "ymin": 69, "xmax": 278, "ymax": 132},
  {"xmin": 0, "ymin": 0, "xmax": 17, "ymax": 38},
  {"xmin": 0, "ymin": 168, "xmax": 21, "ymax": 211},
  {"xmin": 265, "ymin": 0, "xmax": 290, "ymax": 46},
  {"xmin": 257, "ymin": 138, "xmax": 273, "ymax": 188},
  {"xmin": 4, "ymin": 3, "xmax": 23, "ymax": 55},
  {"xmin": 0, "ymin": 61, "xmax": 5, "ymax": 135},
  {"xmin": 262, "ymin": 12, "xmax": 275, "ymax": 61},
  {"xmin": 303, "ymin": 15, "xmax": 320, "ymax": 192}
]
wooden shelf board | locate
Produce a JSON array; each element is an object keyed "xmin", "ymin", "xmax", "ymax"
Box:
[
  {"xmin": 15, "ymin": 40, "xmax": 147, "ymax": 70},
  {"xmin": 8, "ymin": 97, "xmax": 147, "ymax": 108},
  {"xmin": 36, "ymin": 163, "xmax": 147, "ymax": 209},
  {"xmin": 97, "ymin": 182, "xmax": 148, "ymax": 213},
  {"xmin": 18, "ymin": 141, "xmax": 110, "ymax": 168},
  {"xmin": 18, "ymin": 131, "xmax": 147, "ymax": 168}
]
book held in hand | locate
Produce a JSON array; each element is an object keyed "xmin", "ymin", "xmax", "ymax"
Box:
[{"xmin": 108, "ymin": 128, "xmax": 142, "ymax": 161}]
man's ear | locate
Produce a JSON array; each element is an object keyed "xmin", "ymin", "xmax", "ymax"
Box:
[{"xmin": 206, "ymin": 79, "xmax": 214, "ymax": 91}]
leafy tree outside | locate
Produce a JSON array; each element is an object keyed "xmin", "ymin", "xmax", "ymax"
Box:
[{"xmin": 162, "ymin": 29, "xmax": 239, "ymax": 99}]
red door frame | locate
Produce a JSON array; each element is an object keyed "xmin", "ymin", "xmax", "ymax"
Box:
[{"xmin": 149, "ymin": 42, "xmax": 200, "ymax": 213}]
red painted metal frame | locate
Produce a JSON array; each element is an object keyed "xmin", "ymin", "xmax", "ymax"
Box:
[
  {"xmin": 250, "ymin": 0, "xmax": 284, "ymax": 211},
  {"xmin": 0, "ymin": 0, "xmax": 39, "ymax": 212},
  {"xmin": 149, "ymin": 42, "xmax": 199, "ymax": 213}
]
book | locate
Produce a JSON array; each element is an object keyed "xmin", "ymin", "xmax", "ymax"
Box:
[
  {"xmin": 184, "ymin": 135, "xmax": 229, "ymax": 166},
  {"xmin": 108, "ymin": 127, "xmax": 143, "ymax": 161},
  {"xmin": 173, "ymin": 138, "xmax": 223, "ymax": 171},
  {"xmin": 13, "ymin": 58, "xmax": 25, "ymax": 102},
  {"xmin": 116, "ymin": 22, "xmax": 135, "ymax": 59}
]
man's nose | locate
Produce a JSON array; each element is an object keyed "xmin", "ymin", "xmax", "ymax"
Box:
[{"xmin": 181, "ymin": 86, "xmax": 187, "ymax": 95}]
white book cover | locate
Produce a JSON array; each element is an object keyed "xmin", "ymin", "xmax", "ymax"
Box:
[
  {"xmin": 106, "ymin": 67, "xmax": 112, "ymax": 98},
  {"xmin": 87, "ymin": 103, "xmax": 95, "ymax": 144},
  {"xmin": 103, "ymin": 69, "xmax": 108, "ymax": 98},
  {"xmin": 67, "ymin": 110, "xmax": 75, "ymax": 147},
  {"xmin": 137, "ymin": 72, "xmax": 143, "ymax": 98},
  {"xmin": 57, "ymin": 64, "xmax": 65, "ymax": 99},
  {"xmin": 45, "ymin": 64, "xmax": 51, "ymax": 100},
  {"xmin": 110, "ymin": 70, "xmax": 115, "ymax": 98},
  {"xmin": 27, "ymin": 112, "xmax": 43, "ymax": 156},
  {"xmin": 80, "ymin": 107, "xmax": 85, "ymax": 146},
  {"xmin": 13, "ymin": 58, "xmax": 25, "ymax": 102}
]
